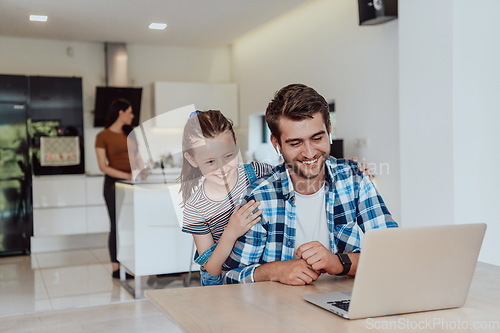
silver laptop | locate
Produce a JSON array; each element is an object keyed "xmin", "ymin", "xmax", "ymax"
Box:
[{"xmin": 303, "ymin": 223, "xmax": 486, "ymax": 320}]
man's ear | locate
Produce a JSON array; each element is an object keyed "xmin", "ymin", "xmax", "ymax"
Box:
[
  {"xmin": 184, "ymin": 152, "xmax": 198, "ymax": 168},
  {"xmin": 270, "ymin": 135, "xmax": 281, "ymax": 155}
]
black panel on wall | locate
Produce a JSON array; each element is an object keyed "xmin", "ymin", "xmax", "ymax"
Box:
[
  {"xmin": 358, "ymin": 0, "xmax": 398, "ymax": 25},
  {"xmin": 93, "ymin": 86, "xmax": 142, "ymax": 127},
  {"xmin": 330, "ymin": 139, "xmax": 344, "ymax": 159},
  {"xmin": 29, "ymin": 76, "xmax": 85, "ymax": 175}
]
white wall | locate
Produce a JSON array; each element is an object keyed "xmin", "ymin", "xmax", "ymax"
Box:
[
  {"xmin": 127, "ymin": 43, "xmax": 232, "ymax": 122},
  {"xmin": 399, "ymin": 0, "xmax": 455, "ymax": 227},
  {"xmin": 0, "ymin": 36, "xmax": 231, "ymax": 175},
  {"xmin": 453, "ymin": 0, "xmax": 500, "ymax": 266},
  {"xmin": 399, "ymin": 0, "xmax": 500, "ymax": 265},
  {"xmin": 232, "ymin": 0, "xmax": 400, "ymax": 221}
]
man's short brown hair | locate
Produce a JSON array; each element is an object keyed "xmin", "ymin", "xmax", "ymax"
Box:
[{"xmin": 265, "ymin": 83, "xmax": 330, "ymax": 141}]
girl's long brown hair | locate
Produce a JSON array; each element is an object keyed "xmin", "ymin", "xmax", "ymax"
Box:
[{"xmin": 179, "ymin": 110, "xmax": 236, "ymax": 205}]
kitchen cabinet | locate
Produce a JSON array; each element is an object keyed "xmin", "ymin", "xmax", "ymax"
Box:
[
  {"xmin": 31, "ymin": 175, "xmax": 110, "ymax": 250},
  {"xmin": 34, "ymin": 207, "xmax": 87, "ymax": 236}
]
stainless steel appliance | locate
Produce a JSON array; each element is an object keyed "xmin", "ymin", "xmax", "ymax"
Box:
[{"xmin": 0, "ymin": 75, "xmax": 32, "ymax": 255}]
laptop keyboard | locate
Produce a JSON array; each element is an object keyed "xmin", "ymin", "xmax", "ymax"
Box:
[{"xmin": 327, "ymin": 299, "xmax": 350, "ymax": 312}]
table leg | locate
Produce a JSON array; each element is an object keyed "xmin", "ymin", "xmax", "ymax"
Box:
[
  {"xmin": 135, "ymin": 275, "xmax": 142, "ymax": 299},
  {"xmin": 119, "ymin": 265, "xmax": 125, "ymax": 281}
]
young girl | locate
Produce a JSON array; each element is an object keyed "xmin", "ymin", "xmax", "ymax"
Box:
[{"xmin": 180, "ymin": 110, "xmax": 273, "ymax": 286}]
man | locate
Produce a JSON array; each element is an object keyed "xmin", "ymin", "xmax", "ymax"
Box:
[{"xmin": 223, "ymin": 83, "xmax": 398, "ymax": 285}]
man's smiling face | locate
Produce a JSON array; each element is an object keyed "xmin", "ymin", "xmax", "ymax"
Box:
[{"xmin": 272, "ymin": 112, "xmax": 331, "ymax": 183}]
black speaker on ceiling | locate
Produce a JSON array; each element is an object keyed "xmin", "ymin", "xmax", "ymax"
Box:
[{"xmin": 358, "ymin": 0, "xmax": 398, "ymax": 26}]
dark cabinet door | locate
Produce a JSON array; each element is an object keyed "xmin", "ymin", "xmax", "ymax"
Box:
[
  {"xmin": 30, "ymin": 76, "xmax": 82, "ymax": 110},
  {"xmin": 0, "ymin": 75, "xmax": 28, "ymax": 103},
  {"xmin": 29, "ymin": 76, "xmax": 85, "ymax": 175}
]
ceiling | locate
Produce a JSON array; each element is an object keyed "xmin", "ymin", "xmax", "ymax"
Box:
[{"xmin": 0, "ymin": 0, "xmax": 310, "ymax": 47}]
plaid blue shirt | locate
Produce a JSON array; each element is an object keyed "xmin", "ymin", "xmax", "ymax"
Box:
[{"xmin": 222, "ymin": 157, "xmax": 398, "ymax": 284}]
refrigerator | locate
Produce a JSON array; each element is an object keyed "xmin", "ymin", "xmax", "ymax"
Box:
[{"xmin": 0, "ymin": 76, "xmax": 32, "ymax": 255}]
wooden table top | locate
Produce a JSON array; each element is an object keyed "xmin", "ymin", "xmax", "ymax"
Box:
[{"xmin": 146, "ymin": 262, "xmax": 500, "ymax": 332}]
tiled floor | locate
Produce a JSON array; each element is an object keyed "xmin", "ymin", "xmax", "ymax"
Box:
[
  {"xmin": 0, "ymin": 300, "xmax": 183, "ymax": 333},
  {"xmin": 0, "ymin": 248, "xmax": 200, "ymax": 321}
]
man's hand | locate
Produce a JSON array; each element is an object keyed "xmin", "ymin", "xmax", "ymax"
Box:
[
  {"xmin": 254, "ymin": 259, "xmax": 320, "ymax": 285},
  {"xmin": 295, "ymin": 241, "xmax": 342, "ymax": 275}
]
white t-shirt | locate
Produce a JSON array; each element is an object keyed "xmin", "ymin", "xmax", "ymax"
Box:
[{"xmin": 294, "ymin": 185, "xmax": 330, "ymax": 257}]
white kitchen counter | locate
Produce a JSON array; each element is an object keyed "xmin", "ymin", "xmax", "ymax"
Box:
[{"xmin": 115, "ymin": 181, "xmax": 199, "ymax": 298}]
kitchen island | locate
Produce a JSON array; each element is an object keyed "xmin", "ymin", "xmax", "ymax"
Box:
[{"xmin": 115, "ymin": 179, "xmax": 199, "ymax": 298}]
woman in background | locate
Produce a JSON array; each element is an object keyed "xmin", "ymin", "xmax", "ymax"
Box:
[{"xmin": 95, "ymin": 98, "xmax": 134, "ymax": 279}]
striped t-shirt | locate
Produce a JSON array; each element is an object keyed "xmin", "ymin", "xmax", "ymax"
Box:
[{"xmin": 182, "ymin": 162, "xmax": 272, "ymax": 242}]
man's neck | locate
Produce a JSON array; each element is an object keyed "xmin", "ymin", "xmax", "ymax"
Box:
[{"xmin": 289, "ymin": 171, "xmax": 325, "ymax": 195}]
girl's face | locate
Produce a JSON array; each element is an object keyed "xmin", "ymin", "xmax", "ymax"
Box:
[{"xmin": 185, "ymin": 131, "xmax": 239, "ymax": 187}]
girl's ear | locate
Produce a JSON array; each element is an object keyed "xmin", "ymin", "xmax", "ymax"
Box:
[{"xmin": 184, "ymin": 151, "xmax": 198, "ymax": 168}]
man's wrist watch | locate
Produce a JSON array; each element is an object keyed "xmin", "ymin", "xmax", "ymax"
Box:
[{"xmin": 335, "ymin": 253, "xmax": 352, "ymax": 276}]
